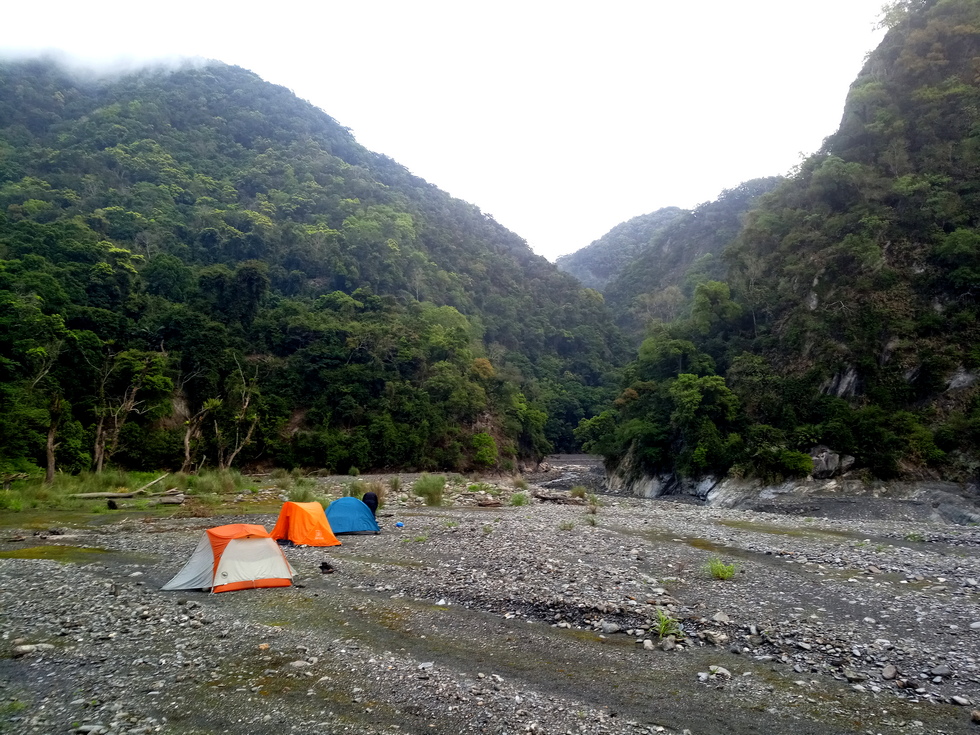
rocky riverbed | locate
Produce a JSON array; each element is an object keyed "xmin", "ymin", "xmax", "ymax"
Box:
[{"xmin": 2, "ymin": 479, "xmax": 980, "ymax": 735}]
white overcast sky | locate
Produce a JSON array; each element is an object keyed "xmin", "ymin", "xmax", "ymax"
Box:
[{"xmin": 2, "ymin": 1, "xmax": 886, "ymax": 261}]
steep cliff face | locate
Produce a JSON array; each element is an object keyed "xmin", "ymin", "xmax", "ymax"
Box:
[{"xmin": 580, "ymin": 0, "xmax": 980, "ymax": 489}]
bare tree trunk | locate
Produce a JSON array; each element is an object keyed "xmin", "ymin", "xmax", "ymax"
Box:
[
  {"xmin": 181, "ymin": 406, "xmax": 214, "ymax": 474},
  {"xmin": 222, "ymin": 415, "xmax": 259, "ymax": 470},
  {"xmin": 45, "ymin": 421, "xmax": 59, "ymax": 484},
  {"xmin": 93, "ymin": 413, "xmax": 107, "ymax": 474}
]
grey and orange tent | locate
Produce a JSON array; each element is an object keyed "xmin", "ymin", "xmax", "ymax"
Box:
[
  {"xmin": 162, "ymin": 523, "xmax": 295, "ymax": 593},
  {"xmin": 270, "ymin": 501, "xmax": 342, "ymax": 547}
]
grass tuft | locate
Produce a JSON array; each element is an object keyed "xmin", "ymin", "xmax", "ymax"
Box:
[
  {"xmin": 413, "ymin": 474, "xmax": 445, "ymax": 506},
  {"xmin": 653, "ymin": 608, "xmax": 684, "ymax": 639},
  {"xmin": 705, "ymin": 557, "xmax": 738, "ymax": 580}
]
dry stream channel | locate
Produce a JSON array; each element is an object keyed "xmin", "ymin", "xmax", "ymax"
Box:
[{"xmin": 1, "ymin": 479, "xmax": 979, "ymax": 735}]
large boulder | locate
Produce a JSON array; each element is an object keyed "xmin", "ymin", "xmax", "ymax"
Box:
[{"xmin": 810, "ymin": 445, "xmax": 855, "ymax": 479}]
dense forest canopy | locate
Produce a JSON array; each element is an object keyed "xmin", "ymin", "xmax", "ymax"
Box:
[
  {"xmin": 0, "ymin": 58, "xmax": 628, "ymax": 477},
  {"xmin": 576, "ymin": 0, "xmax": 980, "ymax": 485}
]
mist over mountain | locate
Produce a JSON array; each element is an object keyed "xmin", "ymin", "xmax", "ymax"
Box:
[{"xmin": 5, "ymin": 0, "xmax": 980, "ymax": 492}]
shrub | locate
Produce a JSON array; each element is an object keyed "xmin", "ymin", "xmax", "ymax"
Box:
[
  {"xmin": 512, "ymin": 477, "xmax": 528, "ymax": 490},
  {"xmin": 586, "ymin": 493, "xmax": 600, "ymax": 514},
  {"xmin": 288, "ymin": 481, "xmax": 318, "ymax": 503},
  {"xmin": 388, "ymin": 476, "xmax": 401, "ymax": 493},
  {"xmin": 346, "ymin": 480, "xmax": 366, "ymax": 499},
  {"xmin": 510, "ymin": 492, "xmax": 528, "ymax": 506},
  {"xmin": 413, "ymin": 474, "xmax": 445, "ymax": 506},
  {"xmin": 348, "ymin": 466, "xmax": 360, "ymax": 476},
  {"xmin": 705, "ymin": 557, "xmax": 737, "ymax": 580},
  {"xmin": 366, "ymin": 480, "xmax": 386, "ymax": 508},
  {"xmin": 471, "ymin": 432, "xmax": 498, "ymax": 468},
  {"xmin": 570, "ymin": 486, "xmax": 587, "ymax": 499},
  {"xmin": 653, "ymin": 608, "xmax": 684, "ymax": 639}
]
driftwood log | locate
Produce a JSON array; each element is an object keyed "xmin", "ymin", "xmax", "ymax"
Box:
[
  {"xmin": 71, "ymin": 474, "xmax": 170, "ymax": 499},
  {"xmin": 531, "ymin": 490, "xmax": 586, "ymax": 505},
  {"xmin": 107, "ymin": 492, "xmax": 185, "ymax": 510}
]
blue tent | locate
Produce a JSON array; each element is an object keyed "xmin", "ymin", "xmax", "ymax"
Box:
[{"xmin": 326, "ymin": 496, "xmax": 381, "ymax": 534}]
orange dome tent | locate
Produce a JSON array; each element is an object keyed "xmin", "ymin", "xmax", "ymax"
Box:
[
  {"xmin": 162, "ymin": 523, "xmax": 295, "ymax": 593},
  {"xmin": 270, "ymin": 501, "xmax": 341, "ymax": 547}
]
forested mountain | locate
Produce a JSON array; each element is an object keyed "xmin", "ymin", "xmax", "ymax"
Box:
[
  {"xmin": 555, "ymin": 207, "xmax": 686, "ymax": 291},
  {"xmin": 556, "ymin": 181, "xmax": 781, "ymax": 343},
  {"xmin": 578, "ymin": 0, "xmax": 980, "ymax": 485},
  {"xmin": 0, "ymin": 58, "xmax": 628, "ymax": 477}
]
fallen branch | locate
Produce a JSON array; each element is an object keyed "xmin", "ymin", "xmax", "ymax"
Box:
[
  {"xmin": 532, "ymin": 490, "xmax": 586, "ymax": 505},
  {"xmin": 133, "ymin": 473, "xmax": 169, "ymax": 494},
  {"xmin": 72, "ymin": 474, "xmax": 171, "ymax": 499}
]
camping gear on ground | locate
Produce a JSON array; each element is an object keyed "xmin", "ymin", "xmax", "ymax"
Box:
[
  {"xmin": 162, "ymin": 523, "xmax": 295, "ymax": 593},
  {"xmin": 362, "ymin": 491, "xmax": 379, "ymax": 516},
  {"xmin": 326, "ymin": 496, "xmax": 382, "ymax": 534},
  {"xmin": 270, "ymin": 501, "xmax": 342, "ymax": 547},
  {"xmin": 395, "ymin": 521, "xmax": 404, "ymax": 527}
]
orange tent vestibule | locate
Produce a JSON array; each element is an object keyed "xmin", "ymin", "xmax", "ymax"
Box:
[{"xmin": 270, "ymin": 501, "xmax": 341, "ymax": 547}]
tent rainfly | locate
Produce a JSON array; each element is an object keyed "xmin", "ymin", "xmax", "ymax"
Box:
[
  {"xmin": 270, "ymin": 501, "xmax": 342, "ymax": 546},
  {"xmin": 326, "ymin": 496, "xmax": 381, "ymax": 534},
  {"xmin": 162, "ymin": 524, "xmax": 295, "ymax": 593}
]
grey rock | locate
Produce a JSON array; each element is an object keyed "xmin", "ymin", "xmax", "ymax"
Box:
[
  {"xmin": 810, "ymin": 446, "xmax": 855, "ymax": 479},
  {"xmin": 930, "ymin": 664, "xmax": 952, "ymax": 678},
  {"xmin": 881, "ymin": 664, "xmax": 898, "ymax": 680},
  {"xmin": 703, "ymin": 630, "xmax": 729, "ymax": 645}
]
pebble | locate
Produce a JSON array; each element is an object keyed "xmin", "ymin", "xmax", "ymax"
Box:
[{"xmin": 1, "ymin": 476, "xmax": 979, "ymax": 735}]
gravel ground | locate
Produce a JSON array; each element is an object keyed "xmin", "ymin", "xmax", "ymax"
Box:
[{"xmin": 2, "ymin": 476, "xmax": 980, "ymax": 735}]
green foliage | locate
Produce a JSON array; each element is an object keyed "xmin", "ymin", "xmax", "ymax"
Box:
[
  {"xmin": 0, "ymin": 57, "xmax": 630, "ymax": 478},
  {"xmin": 558, "ymin": 520, "xmax": 575, "ymax": 531},
  {"xmin": 653, "ymin": 608, "xmax": 684, "ymax": 639},
  {"xmin": 569, "ymin": 485, "xmax": 587, "ymax": 499},
  {"xmin": 705, "ymin": 557, "xmax": 738, "ymax": 580},
  {"xmin": 287, "ymin": 480, "xmax": 320, "ymax": 503},
  {"xmin": 470, "ymin": 432, "xmax": 498, "ymax": 468},
  {"xmin": 509, "ymin": 491, "xmax": 528, "ymax": 506},
  {"xmin": 586, "ymin": 493, "xmax": 601, "ymax": 514},
  {"xmin": 412, "ymin": 474, "xmax": 445, "ymax": 506}
]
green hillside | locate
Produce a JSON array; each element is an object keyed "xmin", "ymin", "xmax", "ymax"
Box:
[
  {"xmin": 555, "ymin": 207, "xmax": 686, "ymax": 291},
  {"xmin": 579, "ymin": 0, "xmax": 980, "ymax": 483},
  {"xmin": 0, "ymin": 58, "xmax": 627, "ymax": 477}
]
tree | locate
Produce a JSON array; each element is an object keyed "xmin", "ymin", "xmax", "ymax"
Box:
[
  {"xmin": 92, "ymin": 350, "xmax": 172, "ymax": 473},
  {"xmin": 214, "ymin": 358, "xmax": 261, "ymax": 470}
]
